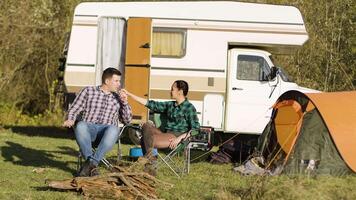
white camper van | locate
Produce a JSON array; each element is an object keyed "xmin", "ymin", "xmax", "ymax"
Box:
[{"xmin": 63, "ymin": 1, "xmax": 316, "ymax": 135}]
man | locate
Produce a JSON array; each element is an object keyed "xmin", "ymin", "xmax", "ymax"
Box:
[
  {"xmin": 63, "ymin": 67, "xmax": 132, "ymax": 177},
  {"xmin": 123, "ymin": 80, "xmax": 200, "ymax": 175}
]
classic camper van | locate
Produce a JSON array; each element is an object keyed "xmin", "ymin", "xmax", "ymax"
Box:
[{"xmin": 63, "ymin": 1, "xmax": 317, "ymax": 134}]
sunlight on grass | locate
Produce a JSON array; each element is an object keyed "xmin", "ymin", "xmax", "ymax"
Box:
[{"xmin": 0, "ymin": 129, "xmax": 355, "ymax": 200}]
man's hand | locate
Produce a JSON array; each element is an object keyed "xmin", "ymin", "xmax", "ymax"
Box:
[
  {"xmin": 63, "ymin": 120, "xmax": 75, "ymax": 128},
  {"xmin": 118, "ymin": 89, "xmax": 128, "ymax": 104}
]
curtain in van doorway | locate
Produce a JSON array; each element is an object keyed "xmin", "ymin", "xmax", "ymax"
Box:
[{"xmin": 96, "ymin": 17, "xmax": 126, "ymax": 86}]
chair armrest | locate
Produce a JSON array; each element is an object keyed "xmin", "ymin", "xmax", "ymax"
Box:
[
  {"xmin": 123, "ymin": 124, "xmax": 142, "ymax": 131},
  {"xmin": 190, "ymin": 130, "xmax": 200, "ymax": 136}
]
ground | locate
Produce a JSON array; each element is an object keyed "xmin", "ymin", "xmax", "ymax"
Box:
[{"xmin": 0, "ymin": 126, "xmax": 355, "ymax": 200}]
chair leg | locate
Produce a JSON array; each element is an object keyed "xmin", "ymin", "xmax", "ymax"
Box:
[
  {"xmin": 158, "ymin": 153, "xmax": 181, "ymax": 178},
  {"xmin": 117, "ymin": 138, "xmax": 122, "ymax": 162},
  {"xmin": 158, "ymin": 143, "xmax": 194, "ymax": 178},
  {"xmin": 184, "ymin": 145, "xmax": 191, "ymax": 174},
  {"xmin": 77, "ymin": 151, "xmax": 83, "ymax": 173},
  {"xmin": 116, "ymin": 124, "xmax": 131, "ymax": 164},
  {"xmin": 101, "ymin": 158, "xmax": 113, "ymax": 169}
]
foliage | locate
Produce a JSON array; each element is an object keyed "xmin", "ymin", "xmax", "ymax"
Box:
[
  {"xmin": 0, "ymin": 102, "xmax": 64, "ymax": 127},
  {"xmin": 0, "ymin": 0, "xmax": 355, "ymax": 117},
  {"xmin": 0, "ymin": 0, "xmax": 72, "ymax": 114},
  {"xmin": 268, "ymin": 0, "xmax": 356, "ymax": 91}
]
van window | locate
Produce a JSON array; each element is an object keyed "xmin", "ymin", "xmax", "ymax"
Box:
[
  {"xmin": 236, "ymin": 55, "xmax": 270, "ymax": 81},
  {"xmin": 152, "ymin": 28, "xmax": 186, "ymax": 58},
  {"xmin": 278, "ymin": 67, "xmax": 294, "ymax": 82}
]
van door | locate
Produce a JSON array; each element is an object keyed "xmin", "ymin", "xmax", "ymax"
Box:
[
  {"xmin": 225, "ymin": 49, "xmax": 279, "ymax": 134},
  {"xmin": 125, "ymin": 18, "xmax": 152, "ymax": 123}
]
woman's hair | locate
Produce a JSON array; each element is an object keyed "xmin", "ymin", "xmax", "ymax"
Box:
[{"xmin": 174, "ymin": 80, "xmax": 189, "ymax": 96}]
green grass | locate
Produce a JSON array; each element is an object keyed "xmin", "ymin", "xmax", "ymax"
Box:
[{"xmin": 1, "ymin": 127, "xmax": 355, "ymax": 200}]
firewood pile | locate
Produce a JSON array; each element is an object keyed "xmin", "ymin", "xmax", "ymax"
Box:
[{"xmin": 47, "ymin": 166, "xmax": 173, "ymax": 199}]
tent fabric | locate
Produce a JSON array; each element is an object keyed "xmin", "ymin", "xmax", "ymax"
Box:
[
  {"xmin": 284, "ymin": 109, "xmax": 351, "ymax": 175},
  {"xmin": 305, "ymin": 91, "xmax": 356, "ymax": 172},
  {"xmin": 274, "ymin": 100, "xmax": 302, "ymax": 154},
  {"xmin": 256, "ymin": 90, "xmax": 356, "ymax": 175}
]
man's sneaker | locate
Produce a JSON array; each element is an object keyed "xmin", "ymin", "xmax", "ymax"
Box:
[{"xmin": 78, "ymin": 159, "xmax": 97, "ymax": 177}]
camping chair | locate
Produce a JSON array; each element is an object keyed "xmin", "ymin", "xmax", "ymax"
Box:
[
  {"xmin": 152, "ymin": 113, "xmax": 213, "ymax": 177},
  {"xmin": 158, "ymin": 126, "xmax": 213, "ymax": 177},
  {"xmin": 116, "ymin": 113, "xmax": 213, "ymax": 177},
  {"xmin": 77, "ymin": 124, "xmax": 130, "ymax": 172},
  {"xmin": 157, "ymin": 130, "xmax": 195, "ymax": 177}
]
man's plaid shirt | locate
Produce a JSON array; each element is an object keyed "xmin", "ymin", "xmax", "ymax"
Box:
[
  {"xmin": 67, "ymin": 86, "xmax": 132, "ymax": 126},
  {"xmin": 146, "ymin": 98, "xmax": 200, "ymax": 134}
]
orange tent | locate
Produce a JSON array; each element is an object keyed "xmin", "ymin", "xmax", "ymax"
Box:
[{"xmin": 257, "ymin": 90, "xmax": 356, "ymax": 175}]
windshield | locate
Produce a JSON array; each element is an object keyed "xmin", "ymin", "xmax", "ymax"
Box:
[
  {"xmin": 278, "ymin": 67, "xmax": 293, "ymax": 82},
  {"xmin": 268, "ymin": 55, "xmax": 294, "ymax": 82}
]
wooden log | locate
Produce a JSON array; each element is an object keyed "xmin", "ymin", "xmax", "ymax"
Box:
[
  {"xmin": 116, "ymin": 173, "xmax": 150, "ymax": 200},
  {"xmin": 47, "ymin": 179, "xmax": 77, "ymax": 190},
  {"xmin": 47, "ymin": 166, "xmax": 173, "ymax": 199}
]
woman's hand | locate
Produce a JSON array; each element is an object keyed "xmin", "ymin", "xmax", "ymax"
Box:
[
  {"xmin": 121, "ymin": 89, "xmax": 148, "ymax": 106},
  {"xmin": 168, "ymin": 133, "xmax": 188, "ymax": 149},
  {"xmin": 168, "ymin": 137, "xmax": 181, "ymax": 149}
]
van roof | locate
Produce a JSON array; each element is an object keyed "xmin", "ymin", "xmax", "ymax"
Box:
[
  {"xmin": 233, "ymin": 48, "xmax": 272, "ymax": 57},
  {"xmin": 75, "ymin": 1, "xmax": 305, "ymax": 25}
]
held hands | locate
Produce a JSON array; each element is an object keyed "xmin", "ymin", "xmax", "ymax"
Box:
[
  {"xmin": 118, "ymin": 89, "xmax": 129, "ymax": 104},
  {"xmin": 63, "ymin": 120, "xmax": 75, "ymax": 128},
  {"xmin": 120, "ymin": 89, "xmax": 132, "ymax": 97},
  {"xmin": 120, "ymin": 89, "xmax": 147, "ymax": 106}
]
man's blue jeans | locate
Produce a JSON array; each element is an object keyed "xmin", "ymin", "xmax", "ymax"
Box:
[{"xmin": 74, "ymin": 121, "xmax": 120, "ymax": 166}]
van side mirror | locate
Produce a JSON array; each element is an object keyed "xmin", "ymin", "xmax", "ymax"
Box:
[{"xmin": 268, "ymin": 66, "xmax": 278, "ymax": 80}]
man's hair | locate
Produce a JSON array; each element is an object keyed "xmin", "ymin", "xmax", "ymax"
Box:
[
  {"xmin": 102, "ymin": 67, "xmax": 121, "ymax": 84},
  {"xmin": 174, "ymin": 80, "xmax": 189, "ymax": 96}
]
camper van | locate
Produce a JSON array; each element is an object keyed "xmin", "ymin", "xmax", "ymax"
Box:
[{"xmin": 62, "ymin": 1, "xmax": 317, "ymax": 135}]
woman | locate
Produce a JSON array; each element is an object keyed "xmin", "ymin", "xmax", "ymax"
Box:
[{"xmin": 122, "ymin": 80, "xmax": 200, "ymax": 175}]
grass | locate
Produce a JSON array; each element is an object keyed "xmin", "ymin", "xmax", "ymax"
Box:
[{"xmin": 0, "ymin": 126, "xmax": 356, "ymax": 200}]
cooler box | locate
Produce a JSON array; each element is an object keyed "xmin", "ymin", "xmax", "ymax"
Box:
[{"xmin": 129, "ymin": 147, "xmax": 158, "ymax": 157}]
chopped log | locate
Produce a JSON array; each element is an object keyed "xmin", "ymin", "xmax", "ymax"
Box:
[
  {"xmin": 116, "ymin": 173, "xmax": 150, "ymax": 199},
  {"xmin": 47, "ymin": 165, "xmax": 173, "ymax": 200},
  {"xmin": 47, "ymin": 179, "xmax": 77, "ymax": 190}
]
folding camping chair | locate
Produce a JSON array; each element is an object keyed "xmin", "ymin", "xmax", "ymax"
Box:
[
  {"xmin": 114, "ymin": 113, "xmax": 214, "ymax": 178},
  {"xmin": 77, "ymin": 124, "xmax": 130, "ymax": 172},
  {"xmin": 146, "ymin": 113, "xmax": 213, "ymax": 177},
  {"xmin": 158, "ymin": 126, "xmax": 213, "ymax": 177},
  {"xmin": 157, "ymin": 130, "xmax": 195, "ymax": 177}
]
